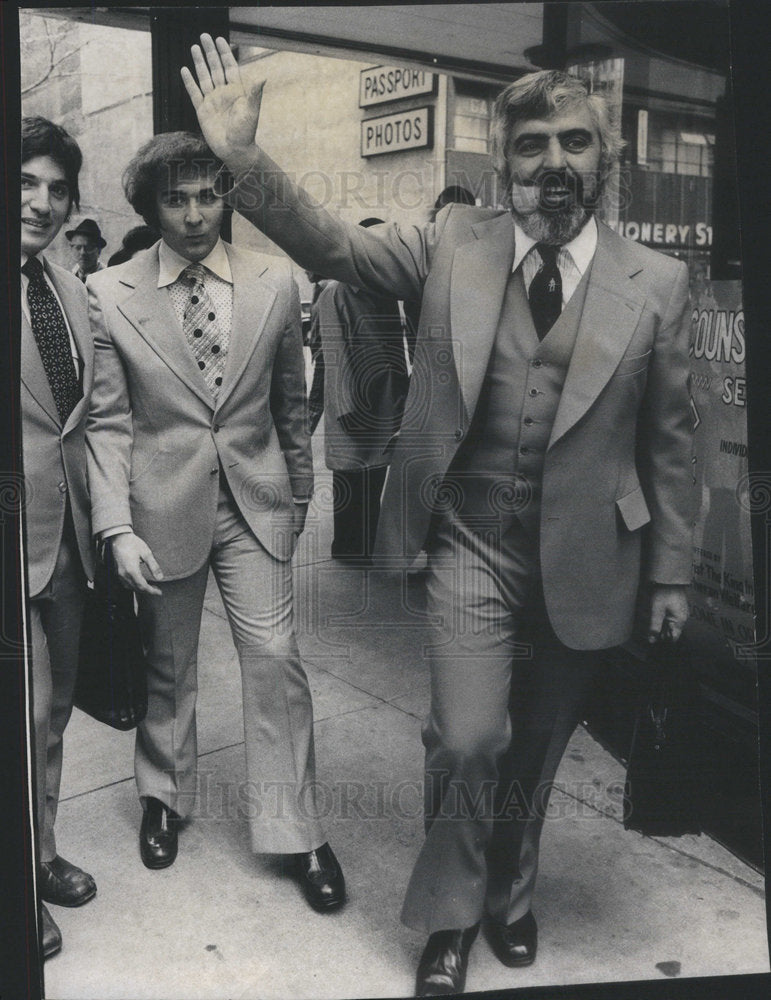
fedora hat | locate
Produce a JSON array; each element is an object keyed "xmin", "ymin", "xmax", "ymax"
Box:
[{"xmin": 65, "ymin": 218, "xmax": 107, "ymax": 248}]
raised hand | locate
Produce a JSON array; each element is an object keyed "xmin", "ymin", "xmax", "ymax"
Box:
[{"xmin": 180, "ymin": 34, "xmax": 264, "ymax": 167}]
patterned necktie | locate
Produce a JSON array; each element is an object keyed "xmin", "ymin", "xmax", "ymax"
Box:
[
  {"xmin": 23, "ymin": 255, "xmax": 81, "ymax": 424},
  {"xmin": 528, "ymin": 243, "xmax": 563, "ymax": 341},
  {"xmin": 180, "ymin": 263, "xmax": 229, "ymax": 397}
]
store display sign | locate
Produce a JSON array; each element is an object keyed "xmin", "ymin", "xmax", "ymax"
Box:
[
  {"xmin": 359, "ymin": 65, "xmax": 436, "ymax": 107},
  {"xmin": 688, "ymin": 279, "xmax": 755, "ymax": 649},
  {"xmin": 361, "ymin": 106, "xmax": 433, "ymax": 157}
]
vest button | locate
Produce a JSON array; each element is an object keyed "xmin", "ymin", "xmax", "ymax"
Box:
[
  {"xmin": 454, "ymin": 429, "xmax": 463, "ymax": 440},
  {"xmin": 57, "ymin": 481, "xmax": 68, "ymax": 494},
  {"xmin": 213, "ymin": 423, "xmax": 220, "ymax": 433},
  {"xmin": 520, "ymin": 445, "xmax": 530, "ymax": 455},
  {"xmin": 532, "ymin": 358, "xmax": 543, "ymax": 368},
  {"xmin": 523, "ymin": 417, "xmax": 533, "ymax": 426},
  {"xmin": 529, "ymin": 388, "xmax": 538, "ymax": 397}
]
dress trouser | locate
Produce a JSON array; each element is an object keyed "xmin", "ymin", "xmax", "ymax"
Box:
[
  {"xmin": 332, "ymin": 465, "xmax": 387, "ymax": 558},
  {"xmin": 30, "ymin": 509, "xmax": 87, "ymax": 863},
  {"xmin": 401, "ymin": 513, "xmax": 598, "ymax": 933},
  {"xmin": 134, "ymin": 483, "xmax": 325, "ymax": 854}
]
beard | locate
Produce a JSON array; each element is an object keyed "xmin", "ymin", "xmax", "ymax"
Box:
[{"xmin": 509, "ymin": 168, "xmax": 600, "ymax": 245}]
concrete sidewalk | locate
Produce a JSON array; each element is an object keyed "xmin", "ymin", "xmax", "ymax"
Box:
[{"xmin": 42, "ymin": 458, "xmax": 769, "ymax": 999}]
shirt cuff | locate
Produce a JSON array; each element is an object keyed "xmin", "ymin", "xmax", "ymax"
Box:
[{"xmin": 99, "ymin": 525, "xmax": 133, "ymax": 541}]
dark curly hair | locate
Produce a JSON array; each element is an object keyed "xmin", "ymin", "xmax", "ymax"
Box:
[
  {"xmin": 21, "ymin": 116, "xmax": 82, "ymax": 213},
  {"xmin": 122, "ymin": 131, "xmax": 226, "ymax": 227}
]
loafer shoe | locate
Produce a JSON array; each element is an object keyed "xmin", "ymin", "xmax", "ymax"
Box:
[
  {"xmin": 415, "ymin": 923, "xmax": 479, "ymax": 996},
  {"xmin": 293, "ymin": 842, "xmax": 345, "ymax": 912},
  {"xmin": 40, "ymin": 903, "xmax": 62, "ymax": 960},
  {"xmin": 139, "ymin": 797, "xmax": 179, "ymax": 870},
  {"xmin": 485, "ymin": 910, "xmax": 537, "ymax": 967},
  {"xmin": 39, "ymin": 855, "xmax": 96, "ymax": 907}
]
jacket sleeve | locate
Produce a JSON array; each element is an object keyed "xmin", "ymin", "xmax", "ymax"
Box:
[
  {"xmin": 85, "ymin": 277, "xmax": 135, "ymax": 535},
  {"xmin": 270, "ymin": 277, "xmax": 314, "ymax": 502},
  {"xmin": 637, "ymin": 259, "xmax": 697, "ymax": 584},
  {"xmin": 225, "ymin": 146, "xmax": 439, "ymax": 302}
]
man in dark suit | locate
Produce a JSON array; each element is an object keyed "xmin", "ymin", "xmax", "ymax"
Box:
[
  {"xmin": 183, "ymin": 37, "xmax": 694, "ymax": 995},
  {"xmin": 307, "ymin": 217, "xmax": 408, "ymax": 561},
  {"xmin": 21, "ymin": 116, "xmax": 97, "ymax": 960},
  {"xmin": 85, "ymin": 132, "xmax": 344, "ymax": 913}
]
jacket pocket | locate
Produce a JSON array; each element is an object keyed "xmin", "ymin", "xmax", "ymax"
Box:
[{"xmin": 616, "ymin": 484, "xmax": 651, "ymax": 531}]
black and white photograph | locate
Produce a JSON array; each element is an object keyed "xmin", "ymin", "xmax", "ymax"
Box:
[{"xmin": 2, "ymin": 2, "xmax": 770, "ymax": 998}]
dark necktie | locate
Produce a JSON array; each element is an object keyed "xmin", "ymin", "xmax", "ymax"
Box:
[
  {"xmin": 23, "ymin": 256, "xmax": 81, "ymax": 424},
  {"xmin": 528, "ymin": 243, "xmax": 562, "ymax": 341},
  {"xmin": 181, "ymin": 263, "xmax": 229, "ymax": 397}
]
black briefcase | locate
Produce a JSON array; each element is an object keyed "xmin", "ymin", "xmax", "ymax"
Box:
[
  {"xmin": 623, "ymin": 636, "xmax": 704, "ymax": 837},
  {"xmin": 75, "ymin": 541, "xmax": 148, "ymax": 731}
]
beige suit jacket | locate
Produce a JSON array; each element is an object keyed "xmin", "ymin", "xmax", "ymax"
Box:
[
  {"xmin": 227, "ymin": 158, "xmax": 695, "ymax": 648},
  {"xmin": 86, "ymin": 241, "xmax": 312, "ymax": 576},
  {"xmin": 21, "ymin": 256, "xmax": 94, "ymax": 597}
]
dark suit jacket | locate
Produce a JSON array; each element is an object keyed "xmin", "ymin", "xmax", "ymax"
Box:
[
  {"xmin": 309, "ymin": 279, "xmax": 407, "ymax": 471},
  {"xmin": 21, "ymin": 256, "xmax": 94, "ymax": 596},
  {"xmin": 227, "ymin": 155, "xmax": 695, "ymax": 649}
]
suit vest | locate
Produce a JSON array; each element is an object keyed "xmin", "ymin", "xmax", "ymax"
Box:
[{"xmin": 446, "ymin": 262, "xmax": 592, "ymax": 538}]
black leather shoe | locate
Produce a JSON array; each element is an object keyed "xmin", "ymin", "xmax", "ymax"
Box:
[
  {"xmin": 415, "ymin": 923, "xmax": 480, "ymax": 996},
  {"xmin": 139, "ymin": 797, "xmax": 179, "ymax": 869},
  {"xmin": 40, "ymin": 903, "xmax": 62, "ymax": 960},
  {"xmin": 39, "ymin": 855, "xmax": 96, "ymax": 907},
  {"xmin": 485, "ymin": 911, "xmax": 538, "ymax": 967},
  {"xmin": 293, "ymin": 842, "xmax": 345, "ymax": 912}
]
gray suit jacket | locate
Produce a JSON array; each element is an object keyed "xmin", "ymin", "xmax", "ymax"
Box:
[
  {"xmin": 21, "ymin": 256, "xmax": 94, "ymax": 596},
  {"xmin": 86, "ymin": 241, "xmax": 312, "ymax": 576},
  {"xmin": 227, "ymin": 157, "xmax": 695, "ymax": 648}
]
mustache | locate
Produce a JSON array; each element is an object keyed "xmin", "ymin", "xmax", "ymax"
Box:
[{"xmin": 512, "ymin": 168, "xmax": 599, "ymax": 214}]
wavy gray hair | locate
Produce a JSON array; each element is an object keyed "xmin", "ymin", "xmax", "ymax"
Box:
[{"xmin": 491, "ymin": 70, "xmax": 624, "ymax": 203}]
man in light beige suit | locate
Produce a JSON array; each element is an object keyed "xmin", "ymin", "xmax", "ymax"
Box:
[
  {"xmin": 21, "ymin": 116, "xmax": 97, "ymax": 961},
  {"xmin": 85, "ymin": 132, "xmax": 344, "ymax": 912},
  {"xmin": 183, "ymin": 38, "xmax": 694, "ymax": 994}
]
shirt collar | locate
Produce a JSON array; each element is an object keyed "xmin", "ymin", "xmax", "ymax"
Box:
[
  {"xmin": 511, "ymin": 214, "xmax": 597, "ymax": 274},
  {"xmin": 157, "ymin": 238, "xmax": 232, "ymax": 288}
]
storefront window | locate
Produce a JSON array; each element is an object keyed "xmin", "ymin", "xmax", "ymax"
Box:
[
  {"xmin": 20, "ymin": 10, "xmax": 153, "ymax": 269},
  {"xmin": 453, "ymin": 93, "xmax": 492, "ymax": 153}
]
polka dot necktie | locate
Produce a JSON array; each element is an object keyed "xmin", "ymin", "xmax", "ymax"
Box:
[
  {"xmin": 181, "ymin": 263, "xmax": 229, "ymax": 397},
  {"xmin": 22, "ymin": 255, "xmax": 81, "ymax": 424},
  {"xmin": 528, "ymin": 243, "xmax": 563, "ymax": 341}
]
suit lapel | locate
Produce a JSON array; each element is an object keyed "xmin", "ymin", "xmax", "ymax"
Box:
[
  {"xmin": 450, "ymin": 214, "xmax": 515, "ymax": 416},
  {"xmin": 117, "ymin": 251, "xmax": 214, "ymax": 409},
  {"xmin": 215, "ymin": 245, "xmax": 278, "ymax": 411},
  {"xmin": 548, "ymin": 225, "xmax": 647, "ymax": 449},
  {"xmin": 20, "ymin": 307, "xmax": 60, "ymax": 426}
]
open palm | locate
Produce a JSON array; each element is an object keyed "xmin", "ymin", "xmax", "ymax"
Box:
[{"xmin": 181, "ymin": 34, "xmax": 264, "ymax": 162}]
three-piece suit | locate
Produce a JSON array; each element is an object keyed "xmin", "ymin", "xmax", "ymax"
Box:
[
  {"xmin": 85, "ymin": 240, "xmax": 324, "ymax": 853},
  {"xmin": 227, "ymin": 156, "xmax": 695, "ymax": 930}
]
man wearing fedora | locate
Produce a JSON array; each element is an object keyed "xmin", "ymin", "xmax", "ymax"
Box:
[{"xmin": 66, "ymin": 217, "xmax": 106, "ymax": 283}]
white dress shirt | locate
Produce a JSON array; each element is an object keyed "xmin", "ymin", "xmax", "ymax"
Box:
[
  {"xmin": 158, "ymin": 238, "xmax": 234, "ymax": 339},
  {"xmin": 513, "ymin": 215, "xmax": 598, "ymax": 308}
]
